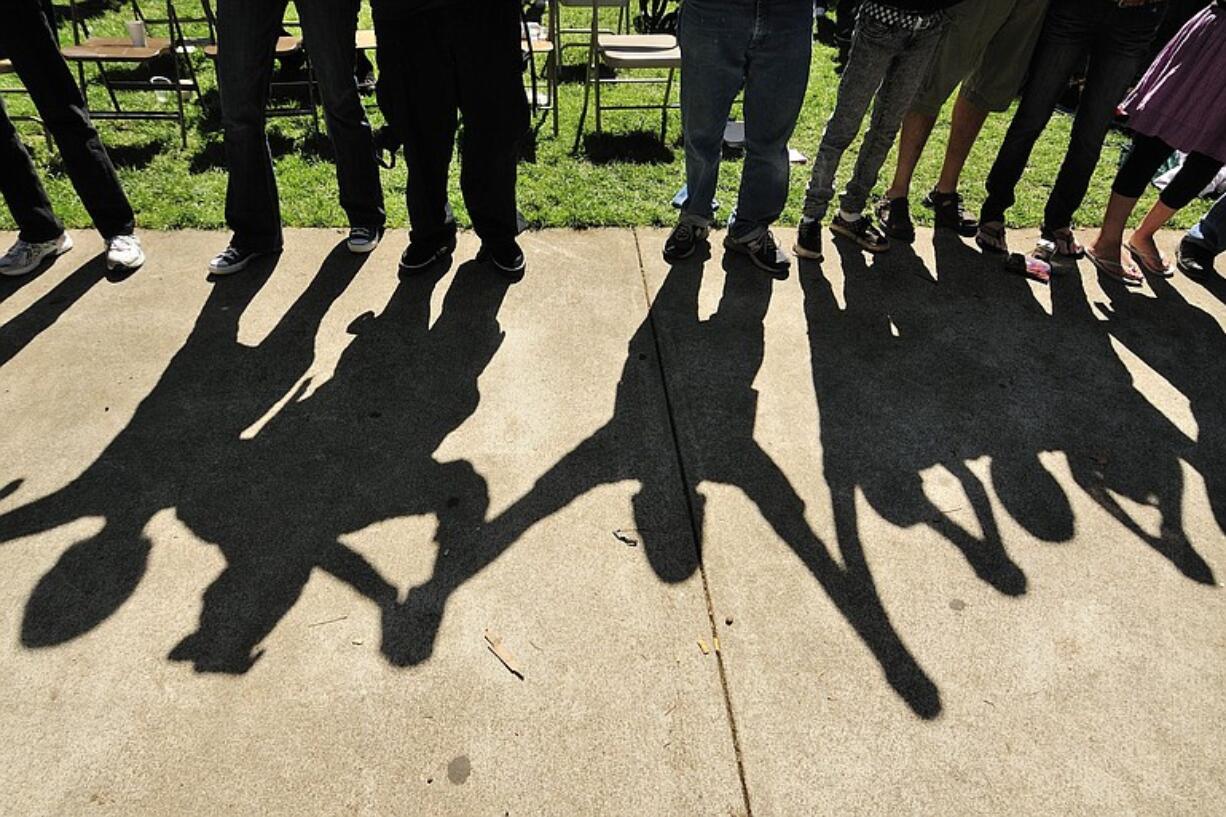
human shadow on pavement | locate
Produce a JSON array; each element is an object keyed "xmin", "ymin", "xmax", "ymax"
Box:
[
  {"xmin": 388, "ymin": 248, "xmax": 944, "ymax": 718},
  {"xmin": 173, "ymin": 261, "xmax": 508, "ymax": 672},
  {"xmin": 0, "ymin": 247, "xmax": 360, "ymax": 651},
  {"xmin": 0, "ymin": 254, "xmax": 114, "ymax": 370},
  {"xmin": 1090, "ymin": 271, "xmax": 1226, "ymax": 568},
  {"xmin": 808, "ymin": 229, "xmax": 1213, "ymax": 590},
  {"xmin": 0, "ymin": 245, "xmax": 510, "ymax": 672}
]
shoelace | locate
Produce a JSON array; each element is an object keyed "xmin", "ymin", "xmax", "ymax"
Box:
[
  {"xmin": 672, "ymin": 224, "xmax": 694, "ymax": 244},
  {"xmin": 3, "ymin": 241, "xmax": 35, "ymax": 263},
  {"xmin": 109, "ymin": 235, "xmax": 138, "ymax": 252},
  {"xmin": 217, "ymin": 247, "xmax": 245, "ymax": 265}
]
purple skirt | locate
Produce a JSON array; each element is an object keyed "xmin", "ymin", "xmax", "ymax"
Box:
[{"xmin": 1121, "ymin": 5, "xmax": 1226, "ymax": 164}]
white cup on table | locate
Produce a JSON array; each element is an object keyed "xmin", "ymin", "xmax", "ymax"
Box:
[{"xmin": 126, "ymin": 20, "xmax": 147, "ymax": 47}]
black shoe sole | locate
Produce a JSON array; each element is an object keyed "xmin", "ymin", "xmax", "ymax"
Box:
[
  {"xmin": 792, "ymin": 241, "xmax": 823, "ymax": 262},
  {"xmin": 829, "ymin": 223, "xmax": 889, "ymax": 253},
  {"xmin": 399, "ymin": 241, "xmax": 456, "ymax": 273},
  {"xmin": 723, "ymin": 236, "xmax": 790, "ymax": 275}
]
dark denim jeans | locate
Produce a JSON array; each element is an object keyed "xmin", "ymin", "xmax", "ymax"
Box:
[
  {"xmin": 217, "ymin": 0, "xmax": 384, "ymax": 253},
  {"xmin": 980, "ymin": 0, "xmax": 1166, "ymax": 231},
  {"xmin": 803, "ymin": 11, "xmax": 945, "ymax": 220},
  {"xmin": 0, "ymin": 0, "xmax": 134, "ymax": 243},
  {"xmin": 678, "ymin": 0, "xmax": 812, "ymax": 241},
  {"xmin": 1187, "ymin": 192, "xmax": 1226, "ymax": 256}
]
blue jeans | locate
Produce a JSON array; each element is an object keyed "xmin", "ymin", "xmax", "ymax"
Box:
[
  {"xmin": 803, "ymin": 11, "xmax": 945, "ymax": 220},
  {"xmin": 980, "ymin": 0, "xmax": 1166, "ymax": 231},
  {"xmin": 678, "ymin": 0, "xmax": 812, "ymax": 241},
  {"xmin": 1187, "ymin": 193, "xmax": 1226, "ymax": 256},
  {"xmin": 217, "ymin": 0, "xmax": 384, "ymax": 253}
]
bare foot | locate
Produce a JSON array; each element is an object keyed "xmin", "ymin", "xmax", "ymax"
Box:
[
  {"xmin": 1089, "ymin": 237, "xmax": 1123, "ymax": 267},
  {"xmin": 1128, "ymin": 233, "xmax": 1168, "ymax": 268}
]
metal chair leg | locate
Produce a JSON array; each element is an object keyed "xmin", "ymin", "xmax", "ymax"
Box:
[{"xmin": 661, "ymin": 67, "xmax": 675, "ymax": 143}]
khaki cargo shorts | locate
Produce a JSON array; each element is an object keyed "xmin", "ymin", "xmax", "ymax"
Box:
[{"xmin": 911, "ymin": 0, "xmax": 1051, "ymax": 116}]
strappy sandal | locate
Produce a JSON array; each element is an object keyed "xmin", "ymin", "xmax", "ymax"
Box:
[
  {"xmin": 1126, "ymin": 242, "xmax": 1174, "ymax": 278},
  {"xmin": 1085, "ymin": 246, "xmax": 1143, "ymax": 287},
  {"xmin": 975, "ymin": 221, "xmax": 1008, "ymax": 255},
  {"xmin": 1045, "ymin": 227, "xmax": 1085, "ymax": 259}
]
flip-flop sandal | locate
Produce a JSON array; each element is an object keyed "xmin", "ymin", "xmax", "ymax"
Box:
[
  {"xmin": 975, "ymin": 223, "xmax": 1008, "ymax": 255},
  {"xmin": 1004, "ymin": 252, "xmax": 1051, "ymax": 284},
  {"xmin": 1126, "ymin": 242, "xmax": 1174, "ymax": 278},
  {"xmin": 1085, "ymin": 247, "xmax": 1143, "ymax": 287}
]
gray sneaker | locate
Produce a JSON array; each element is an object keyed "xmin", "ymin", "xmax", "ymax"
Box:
[{"xmin": 0, "ymin": 233, "xmax": 73, "ymax": 277}]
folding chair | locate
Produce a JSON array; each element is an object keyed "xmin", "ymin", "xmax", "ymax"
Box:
[
  {"xmin": 61, "ymin": 0, "xmax": 199, "ymax": 147},
  {"xmin": 573, "ymin": 1, "xmax": 680, "ymax": 151},
  {"xmin": 0, "ymin": 59, "xmax": 52, "ymax": 144},
  {"xmin": 522, "ymin": 4, "xmax": 558, "ymax": 134},
  {"xmin": 554, "ymin": 0, "xmax": 631, "ymax": 57},
  {"xmin": 199, "ymin": 0, "xmax": 320, "ymax": 132}
]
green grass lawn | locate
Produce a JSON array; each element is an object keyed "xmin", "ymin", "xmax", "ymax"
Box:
[{"xmin": 0, "ymin": 1, "xmax": 1213, "ymax": 233}]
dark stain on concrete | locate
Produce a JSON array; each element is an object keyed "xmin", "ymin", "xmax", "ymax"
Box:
[{"xmin": 447, "ymin": 755, "xmax": 472, "ymax": 785}]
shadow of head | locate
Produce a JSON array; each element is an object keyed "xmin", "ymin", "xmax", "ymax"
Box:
[
  {"xmin": 21, "ymin": 526, "xmax": 153, "ymax": 648},
  {"xmin": 992, "ymin": 455, "xmax": 1075, "ymax": 543}
]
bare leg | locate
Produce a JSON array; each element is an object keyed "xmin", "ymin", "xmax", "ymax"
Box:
[
  {"xmin": 935, "ymin": 93, "xmax": 990, "ymax": 194},
  {"xmin": 1130, "ymin": 200, "xmax": 1178, "ymax": 265},
  {"xmin": 1090, "ymin": 192, "xmax": 1139, "ymax": 266},
  {"xmin": 885, "ymin": 110, "xmax": 938, "ymax": 200}
]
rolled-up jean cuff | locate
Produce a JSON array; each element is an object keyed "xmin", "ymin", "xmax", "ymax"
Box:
[
  {"xmin": 680, "ymin": 212, "xmax": 712, "ymax": 229},
  {"xmin": 728, "ymin": 221, "xmax": 766, "ymax": 242}
]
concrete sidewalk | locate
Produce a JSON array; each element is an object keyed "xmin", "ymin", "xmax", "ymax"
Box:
[{"xmin": 0, "ymin": 227, "xmax": 1223, "ymax": 816}]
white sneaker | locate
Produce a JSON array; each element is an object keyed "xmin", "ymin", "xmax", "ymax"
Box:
[
  {"xmin": 0, "ymin": 233, "xmax": 73, "ymax": 277},
  {"xmin": 105, "ymin": 234, "xmax": 145, "ymax": 272}
]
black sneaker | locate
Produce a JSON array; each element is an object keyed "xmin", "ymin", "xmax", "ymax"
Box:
[
  {"xmin": 399, "ymin": 232, "xmax": 457, "ymax": 273},
  {"xmin": 793, "ymin": 218, "xmax": 823, "ymax": 261},
  {"xmin": 923, "ymin": 189, "xmax": 977, "ymax": 237},
  {"xmin": 478, "ymin": 239, "xmax": 526, "ymax": 278},
  {"xmin": 663, "ymin": 221, "xmax": 709, "ymax": 262},
  {"xmin": 876, "ymin": 196, "xmax": 915, "ymax": 243},
  {"xmin": 208, "ymin": 245, "xmax": 265, "ymax": 276},
  {"xmin": 723, "ymin": 229, "xmax": 790, "ymax": 277},
  {"xmin": 1177, "ymin": 239, "xmax": 1216, "ymax": 277},
  {"xmin": 830, "ymin": 212, "xmax": 889, "ymax": 253}
]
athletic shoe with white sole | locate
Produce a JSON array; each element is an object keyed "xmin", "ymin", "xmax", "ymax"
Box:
[
  {"xmin": 0, "ymin": 233, "xmax": 73, "ymax": 277},
  {"xmin": 208, "ymin": 245, "xmax": 265, "ymax": 276},
  {"xmin": 105, "ymin": 234, "xmax": 145, "ymax": 272},
  {"xmin": 346, "ymin": 226, "xmax": 383, "ymax": 254}
]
